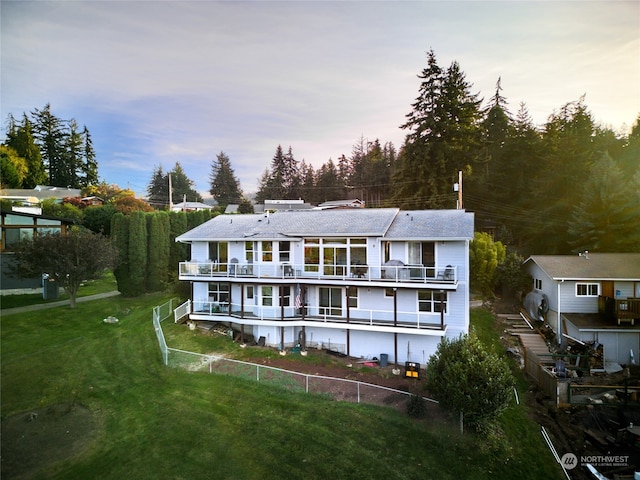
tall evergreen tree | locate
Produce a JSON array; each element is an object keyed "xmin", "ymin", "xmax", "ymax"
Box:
[
  {"xmin": 81, "ymin": 125, "xmax": 98, "ymax": 186},
  {"xmin": 209, "ymin": 151, "xmax": 242, "ymax": 207},
  {"xmin": 393, "ymin": 50, "xmax": 482, "ymax": 209},
  {"xmin": 298, "ymin": 159, "xmax": 317, "ymax": 204},
  {"xmin": 255, "ymin": 145, "xmax": 300, "ymax": 202},
  {"xmin": 315, "ymin": 159, "xmax": 342, "ymax": 202},
  {"xmin": 169, "ymin": 162, "xmax": 203, "ymax": 204},
  {"xmin": 31, "ymin": 104, "xmax": 67, "ymax": 186},
  {"xmin": 64, "ymin": 119, "xmax": 84, "ymax": 188},
  {"xmin": 568, "ymin": 152, "xmax": 640, "ymax": 253},
  {"xmin": 147, "ymin": 165, "xmax": 168, "ymax": 208},
  {"xmin": 528, "ymin": 97, "xmax": 597, "ymax": 253}
]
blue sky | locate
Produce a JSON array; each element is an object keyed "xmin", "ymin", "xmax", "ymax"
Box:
[{"xmin": 2, "ymin": 1, "xmax": 638, "ymax": 199}]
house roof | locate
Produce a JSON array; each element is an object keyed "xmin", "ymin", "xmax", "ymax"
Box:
[
  {"xmin": 176, "ymin": 208, "xmax": 475, "ymax": 242},
  {"xmin": 171, "ymin": 201, "xmax": 214, "ymax": 211},
  {"xmin": 1, "ymin": 187, "xmax": 81, "ymax": 202},
  {"xmin": 524, "ymin": 253, "xmax": 640, "ymax": 281}
]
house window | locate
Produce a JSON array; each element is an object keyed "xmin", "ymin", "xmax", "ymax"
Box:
[
  {"xmin": 261, "ymin": 241, "xmax": 272, "ymax": 262},
  {"xmin": 245, "ymin": 241, "xmax": 255, "ymax": 263},
  {"xmin": 209, "ymin": 242, "xmax": 228, "ymax": 265},
  {"xmin": 246, "ymin": 286, "xmax": 254, "ymax": 300},
  {"xmin": 208, "ymin": 282, "xmax": 229, "ymax": 304},
  {"xmin": 418, "ymin": 290, "xmax": 447, "ymax": 313},
  {"xmin": 261, "ymin": 286, "xmax": 273, "ymax": 306},
  {"xmin": 319, "ymin": 287, "xmax": 342, "ymax": 316},
  {"xmin": 384, "ymin": 288, "xmax": 395, "ymax": 298},
  {"xmin": 534, "ymin": 279, "xmax": 542, "ymax": 290},
  {"xmin": 304, "ymin": 238, "xmax": 320, "ymax": 272},
  {"xmin": 281, "ymin": 286, "xmax": 291, "ymax": 307},
  {"xmin": 279, "ymin": 241, "xmax": 290, "ymax": 262},
  {"xmin": 576, "ymin": 283, "xmax": 599, "ymax": 297},
  {"xmin": 347, "ymin": 287, "xmax": 358, "ymax": 308},
  {"xmin": 350, "ymin": 238, "xmax": 367, "ymax": 267}
]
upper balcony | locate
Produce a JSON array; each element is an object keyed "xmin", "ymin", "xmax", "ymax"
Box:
[{"xmin": 179, "ymin": 260, "xmax": 459, "ymax": 287}]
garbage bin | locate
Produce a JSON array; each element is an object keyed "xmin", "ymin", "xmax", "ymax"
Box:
[
  {"xmin": 380, "ymin": 353, "xmax": 389, "ymax": 367},
  {"xmin": 43, "ymin": 277, "xmax": 59, "ymax": 300}
]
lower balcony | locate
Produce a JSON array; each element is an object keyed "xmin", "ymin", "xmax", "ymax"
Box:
[{"xmin": 186, "ymin": 299, "xmax": 447, "ymax": 333}]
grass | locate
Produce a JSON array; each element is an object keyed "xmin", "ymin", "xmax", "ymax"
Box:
[
  {"xmin": 1, "ymin": 295, "xmax": 565, "ymax": 480},
  {"xmin": 0, "ymin": 271, "xmax": 117, "ymax": 310}
]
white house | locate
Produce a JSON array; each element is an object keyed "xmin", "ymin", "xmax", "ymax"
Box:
[
  {"xmin": 176, "ymin": 208, "xmax": 474, "ymax": 365},
  {"xmin": 524, "ymin": 253, "xmax": 640, "ymax": 366}
]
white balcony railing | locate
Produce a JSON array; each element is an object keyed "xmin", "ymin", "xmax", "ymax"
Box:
[
  {"xmin": 179, "ymin": 261, "xmax": 458, "ymax": 284},
  {"xmin": 190, "ymin": 300, "xmax": 446, "ymax": 330}
]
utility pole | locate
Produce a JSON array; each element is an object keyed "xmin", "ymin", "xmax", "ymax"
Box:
[
  {"xmin": 454, "ymin": 170, "xmax": 463, "ymax": 209},
  {"xmin": 458, "ymin": 170, "xmax": 463, "ymax": 209},
  {"xmin": 168, "ymin": 173, "xmax": 173, "ymax": 210}
]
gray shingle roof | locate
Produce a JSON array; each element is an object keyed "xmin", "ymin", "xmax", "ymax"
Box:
[
  {"xmin": 176, "ymin": 208, "xmax": 475, "ymax": 242},
  {"xmin": 525, "ymin": 253, "xmax": 640, "ymax": 280}
]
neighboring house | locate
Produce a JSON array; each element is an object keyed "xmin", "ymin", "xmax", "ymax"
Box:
[
  {"xmin": 317, "ymin": 199, "xmax": 365, "ymax": 210},
  {"xmin": 81, "ymin": 196, "xmax": 104, "ymax": 206},
  {"xmin": 171, "ymin": 201, "xmax": 215, "ymax": 212},
  {"xmin": 176, "ymin": 208, "xmax": 474, "ymax": 365},
  {"xmin": 524, "ymin": 253, "xmax": 640, "ymax": 366},
  {"xmin": 254, "ymin": 199, "xmax": 313, "ymax": 214},
  {"xmin": 1, "ymin": 186, "xmax": 83, "ymax": 215},
  {"xmin": 0, "ymin": 209, "xmax": 74, "ymax": 293}
]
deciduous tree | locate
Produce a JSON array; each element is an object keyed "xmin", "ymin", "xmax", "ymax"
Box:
[{"xmin": 11, "ymin": 228, "xmax": 117, "ymax": 308}]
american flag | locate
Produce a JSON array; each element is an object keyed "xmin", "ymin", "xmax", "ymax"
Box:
[{"xmin": 295, "ymin": 286, "xmax": 301, "ymax": 309}]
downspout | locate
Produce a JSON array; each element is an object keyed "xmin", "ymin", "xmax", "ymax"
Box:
[
  {"xmin": 346, "ymin": 287, "xmax": 351, "ymax": 358},
  {"xmin": 394, "ymin": 288, "xmax": 398, "ymax": 366},
  {"xmin": 557, "ymin": 280, "xmax": 563, "ymax": 346}
]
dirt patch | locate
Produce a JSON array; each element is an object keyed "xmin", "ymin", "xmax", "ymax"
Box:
[{"xmin": 1, "ymin": 403, "xmax": 98, "ymax": 479}]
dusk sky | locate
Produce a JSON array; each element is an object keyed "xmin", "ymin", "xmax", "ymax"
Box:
[{"xmin": 2, "ymin": 1, "xmax": 638, "ymax": 199}]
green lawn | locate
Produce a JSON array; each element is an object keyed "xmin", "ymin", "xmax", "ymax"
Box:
[
  {"xmin": 0, "ymin": 272, "xmax": 117, "ymax": 310},
  {"xmin": 0, "ymin": 295, "xmax": 564, "ymax": 479}
]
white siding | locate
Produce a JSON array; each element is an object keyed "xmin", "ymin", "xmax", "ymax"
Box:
[{"xmin": 560, "ymin": 281, "xmax": 598, "ymax": 314}]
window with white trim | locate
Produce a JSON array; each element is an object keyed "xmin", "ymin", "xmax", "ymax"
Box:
[
  {"xmin": 576, "ymin": 283, "xmax": 598, "ymax": 297},
  {"xmin": 418, "ymin": 290, "xmax": 447, "ymax": 313},
  {"xmin": 534, "ymin": 278, "xmax": 542, "ymax": 290},
  {"xmin": 261, "ymin": 286, "xmax": 273, "ymax": 306}
]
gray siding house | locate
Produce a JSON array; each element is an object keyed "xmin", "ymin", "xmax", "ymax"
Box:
[
  {"xmin": 176, "ymin": 208, "xmax": 474, "ymax": 365},
  {"xmin": 524, "ymin": 253, "xmax": 640, "ymax": 367}
]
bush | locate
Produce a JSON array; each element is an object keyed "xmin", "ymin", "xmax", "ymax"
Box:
[{"xmin": 426, "ymin": 331, "xmax": 514, "ymax": 433}]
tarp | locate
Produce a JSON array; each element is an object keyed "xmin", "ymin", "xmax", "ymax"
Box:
[{"xmin": 523, "ymin": 291, "xmax": 549, "ymax": 322}]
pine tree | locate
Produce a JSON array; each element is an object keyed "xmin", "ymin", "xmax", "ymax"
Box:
[
  {"xmin": 393, "ymin": 51, "xmax": 482, "ymax": 209},
  {"xmin": 32, "ymin": 104, "xmax": 67, "ymax": 186},
  {"xmin": 209, "ymin": 151, "xmax": 242, "ymax": 207},
  {"xmin": 568, "ymin": 152, "xmax": 640, "ymax": 253},
  {"xmin": 169, "ymin": 162, "xmax": 203, "ymax": 204},
  {"xmin": 64, "ymin": 119, "xmax": 84, "ymax": 188},
  {"xmin": 81, "ymin": 125, "xmax": 98, "ymax": 186},
  {"xmin": 147, "ymin": 165, "xmax": 168, "ymax": 208}
]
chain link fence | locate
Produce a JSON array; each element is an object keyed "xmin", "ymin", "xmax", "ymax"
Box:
[{"xmin": 152, "ymin": 299, "xmax": 439, "ymax": 413}]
